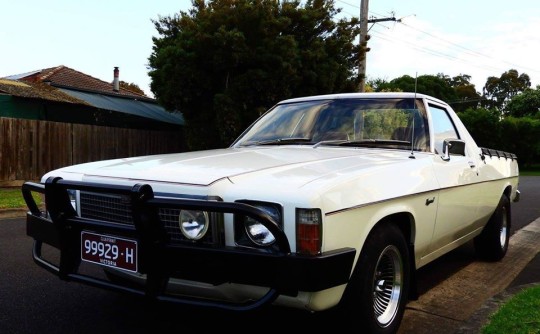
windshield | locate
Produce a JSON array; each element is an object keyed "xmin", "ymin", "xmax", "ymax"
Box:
[{"xmin": 232, "ymin": 98, "xmax": 430, "ymax": 152}]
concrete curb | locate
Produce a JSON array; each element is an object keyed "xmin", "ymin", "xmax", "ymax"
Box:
[
  {"xmin": 455, "ymin": 219, "xmax": 540, "ymax": 333},
  {"xmin": 455, "ymin": 282, "xmax": 540, "ymax": 333},
  {"xmin": 0, "ymin": 208, "xmax": 27, "ymax": 219},
  {"xmin": 398, "ymin": 218, "xmax": 540, "ymax": 334}
]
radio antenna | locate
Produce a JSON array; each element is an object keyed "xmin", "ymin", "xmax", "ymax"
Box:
[{"xmin": 409, "ymin": 72, "xmax": 418, "ymax": 159}]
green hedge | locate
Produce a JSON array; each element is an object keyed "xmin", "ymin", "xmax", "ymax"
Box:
[{"xmin": 458, "ymin": 109, "xmax": 540, "ymax": 167}]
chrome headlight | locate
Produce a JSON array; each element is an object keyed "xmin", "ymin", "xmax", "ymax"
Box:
[
  {"xmin": 241, "ymin": 203, "xmax": 282, "ymax": 247},
  {"xmin": 179, "ymin": 210, "xmax": 209, "ymax": 240},
  {"xmin": 245, "ymin": 218, "xmax": 275, "ymax": 246},
  {"xmin": 67, "ymin": 189, "xmax": 78, "ymax": 211}
]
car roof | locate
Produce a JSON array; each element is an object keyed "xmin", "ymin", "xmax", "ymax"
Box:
[{"xmin": 278, "ymin": 92, "xmax": 449, "ymax": 107}]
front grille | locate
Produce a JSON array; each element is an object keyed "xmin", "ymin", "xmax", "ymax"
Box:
[
  {"xmin": 80, "ymin": 192, "xmax": 133, "ymax": 225},
  {"xmin": 79, "ymin": 191, "xmax": 224, "ymax": 246}
]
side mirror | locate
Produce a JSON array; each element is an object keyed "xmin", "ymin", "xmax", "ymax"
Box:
[{"xmin": 442, "ymin": 139, "xmax": 466, "ymax": 161}]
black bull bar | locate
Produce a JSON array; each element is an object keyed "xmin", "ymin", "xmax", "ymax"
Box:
[{"xmin": 22, "ymin": 177, "xmax": 356, "ymax": 311}]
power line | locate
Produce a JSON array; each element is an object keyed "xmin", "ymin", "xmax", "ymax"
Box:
[
  {"xmin": 370, "ymin": 28, "xmax": 504, "ymax": 73},
  {"xmin": 398, "ymin": 21, "xmax": 540, "ymax": 75},
  {"xmin": 335, "ymin": 0, "xmax": 540, "ymax": 77},
  {"xmin": 398, "ymin": 21, "xmax": 489, "ymax": 59}
]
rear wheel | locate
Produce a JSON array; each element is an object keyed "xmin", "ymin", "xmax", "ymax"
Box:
[
  {"xmin": 339, "ymin": 223, "xmax": 410, "ymax": 334},
  {"xmin": 474, "ymin": 194, "xmax": 511, "ymax": 261}
]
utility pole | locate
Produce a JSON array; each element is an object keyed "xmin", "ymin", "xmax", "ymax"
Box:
[
  {"xmin": 358, "ymin": 0, "xmax": 398, "ymax": 92},
  {"xmin": 358, "ymin": 0, "xmax": 369, "ymax": 92}
]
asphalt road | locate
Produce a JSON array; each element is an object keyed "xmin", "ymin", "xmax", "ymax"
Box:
[
  {"xmin": 509, "ymin": 175, "xmax": 540, "ymax": 231},
  {"xmin": 1, "ymin": 176, "xmax": 538, "ymax": 334}
]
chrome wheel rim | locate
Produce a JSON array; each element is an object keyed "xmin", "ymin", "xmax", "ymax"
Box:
[
  {"xmin": 499, "ymin": 206, "xmax": 508, "ymax": 248},
  {"xmin": 373, "ymin": 245, "xmax": 403, "ymax": 327}
]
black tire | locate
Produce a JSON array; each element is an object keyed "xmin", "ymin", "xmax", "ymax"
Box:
[
  {"xmin": 474, "ymin": 194, "xmax": 511, "ymax": 261},
  {"xmin": 339, "ymin": 223, "xmax": 410, "ymax": 334}
]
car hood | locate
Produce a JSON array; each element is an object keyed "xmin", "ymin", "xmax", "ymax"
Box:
[{"xmin": 47, "ymin": 146, "xmax": 422, "ymax": 188}]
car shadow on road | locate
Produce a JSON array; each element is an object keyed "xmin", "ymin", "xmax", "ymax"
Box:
[{"xmin": 414, "ymin": 241, "xmax": 477, "ymax": 296}]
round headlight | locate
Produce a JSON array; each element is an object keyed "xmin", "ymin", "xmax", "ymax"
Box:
[
  {"xmin": 245, "ymin": 217, "xmax": 276, "ymax": 246},
  {"xmin": 179, "ymin": 210, "xmax": 209, "ymax": 240},
  {"xmin": 67, "ymin": 189, "xmax": 77, "ymax": 211}
]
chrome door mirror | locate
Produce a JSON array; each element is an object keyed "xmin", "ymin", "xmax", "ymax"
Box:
[{"xmin": 442, "ymin": 139, "xmax": 466, "ymax": 161}]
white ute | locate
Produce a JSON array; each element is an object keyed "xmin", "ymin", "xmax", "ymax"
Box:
[{"xmin": 23, "ymin": 92, "xmax": 519, "ymax": 334}]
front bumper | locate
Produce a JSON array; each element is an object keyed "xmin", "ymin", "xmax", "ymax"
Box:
[{"xmin": 22, "ymin": 177, "xmax": 356, "ymax": 311}]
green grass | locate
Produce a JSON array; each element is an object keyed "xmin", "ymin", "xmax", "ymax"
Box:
[
  {"xmin": 482, "ymin": 285, "xmax": 540, "ymax": 334},
  {"xmin": 0, "ymin": 187, "xmax": 42, "ymax": 209},
  {"xmin": 521, "ymin": 169, "xmax": 540, "ymax": 176},
  {"xmin": 521, "ymin": 164, "xmax": 540, "ymax": 176}
]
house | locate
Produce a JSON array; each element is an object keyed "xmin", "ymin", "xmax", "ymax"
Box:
[
  {"xmin": 1, "ymin": 65, "xmax": 184, "ymax": 129},
  {"xmin": 0, "ymin": 66, "xmax": 184, "ymax": 186}
]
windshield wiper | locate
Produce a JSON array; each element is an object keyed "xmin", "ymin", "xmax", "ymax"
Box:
[
  {"xmin": 312, "ymin": 139, "xmax": 349, "ymax": 148},
  {"xmin": 244, "ymin": 137, "xmax": 313, "ymax": 146},
  {"xmin": 315, "ymin": 139, "xmax": 411, "ymax": 148},
  {"xmin": 338, "ymin": 139, "xmax": 411, "ymax": 147}
]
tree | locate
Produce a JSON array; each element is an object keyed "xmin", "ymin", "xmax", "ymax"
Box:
[
  {"xmin": 457, "ymin": 107, "xmax": 501, "ymax": 148},
  {"xmin": 499, "ymin": 116, "xmax": 540, "ymax": 167},
  {"xmin": 482, "ymin": 69, "xmax": 531, "ymax": 114},
  {"xmin": 119, "ymin": 81, "xmax": 147, "ymax": 96},
  {"xmin": 452, "ymin": 84, "xmax": 481, "ymax": 112},
  {"xmin": 445, "ymin": 74, "xmax": 481, "ymax": 112},
  {"xmin": 148, "ymin": 0, "xmax": 360, "ymax": 150},
  {"xmin": 505, "ymin": 86, "xmax": 540, "ymax": 118},
  {"xmin": 374, "ymin": 74, "xmax": 457, "ymax": 103},
  {"xmin": 446, "ymin": 74, "xmax": 471, "ymax": 87},
  {"xmin": 366, "ymin": 77, "xmax": 390, "ymax": 92}
]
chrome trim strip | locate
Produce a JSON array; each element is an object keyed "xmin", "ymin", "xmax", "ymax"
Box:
[{"xmin": 325, "ymin": 176, "xmax": 519, "ymax": 216}]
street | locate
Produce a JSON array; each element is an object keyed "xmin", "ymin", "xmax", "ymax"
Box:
[{"xmin": 1, "ymin": 176, "xmax": 538, "ymax": 333}]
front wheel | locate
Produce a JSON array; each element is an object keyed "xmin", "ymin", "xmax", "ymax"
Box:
[
  {"xmin": 338, "ymin": 223, "xmax": 410, "ymax": 334},
  {"xmin": 474, "ymin": 194, "xmax": 511, "ymax": 261}
]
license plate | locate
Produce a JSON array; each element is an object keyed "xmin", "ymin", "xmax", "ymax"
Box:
[{"xmin": 81, "ymin": 231, "xmax": 138, "ymax": 272}]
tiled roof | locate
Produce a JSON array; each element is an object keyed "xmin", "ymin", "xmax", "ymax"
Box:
[
  {"xmin": 10, "ymin": 65, "xmax": 146, "ymax": 98},
  {"xmin": 60, "ymin": 88, "xmax": 184, "ymax": 125},
  {"xmin": 0, "ymin": 78, "xmax": 88, "ymax": 105},
  {"xmin": 1, "ymin": 67, "xmax": 183, "ymax": 126}
]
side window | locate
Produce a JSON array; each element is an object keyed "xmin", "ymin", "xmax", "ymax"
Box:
[{"xmin": 429, "ymin": 105, "xmax": 459, "ymax": 154}]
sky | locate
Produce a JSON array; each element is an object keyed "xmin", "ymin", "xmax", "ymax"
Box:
[{"xmin": 1, "ymin": 0, "xmax": 539, "ymax": 98}]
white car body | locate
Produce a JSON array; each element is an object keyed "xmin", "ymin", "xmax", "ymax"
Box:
[{"xmin": 24, "ymin": 92, "xmax": 519, "ymax": 333}]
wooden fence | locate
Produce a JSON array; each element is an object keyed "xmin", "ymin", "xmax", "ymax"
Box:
[{"xmin": 0, "ymin": 117, "xmax": 184, "ymax": 186}]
